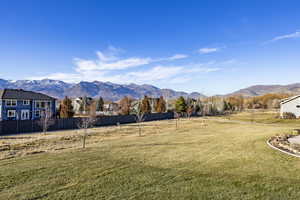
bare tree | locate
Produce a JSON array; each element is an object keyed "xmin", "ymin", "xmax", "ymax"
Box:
[
  {"xmin": 174, "ymin": 111, "xmax": 180, "ymax": 129},
  {"xmin": 38, "ymin": 109, "xmax": 55, "ymax": 135},
  {"xmin": 133, "ymin": 101, "xmax": 146, "ymax": 136},
  {"xmin": 187, "ymin": 105, "xmax": 194, "ymax": 119},
  {"xmin": 77, "ymin": 116, "xmax": 96, "ymax": 148},
  {"xmin": 135, "ymin": 111, "xmax": 144, "ymax": 137}
]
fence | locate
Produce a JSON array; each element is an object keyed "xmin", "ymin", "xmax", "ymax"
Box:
[{"xmin": 0, "ymin": 112, "xmax": 174, "ymax": 135}]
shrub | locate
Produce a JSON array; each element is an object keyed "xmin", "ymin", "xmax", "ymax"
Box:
[{"xmin": 282, "ymin": 112, "xmax": 297, "ymax": 119}]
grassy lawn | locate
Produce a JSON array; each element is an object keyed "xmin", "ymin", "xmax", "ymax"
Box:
[
  {"xmin": 223, "ymin": 110, "xmax": 300, "ymax": 126},
  {"xmin": 1, "ymin": 115, "xmax": 300, "ymax": 199}
]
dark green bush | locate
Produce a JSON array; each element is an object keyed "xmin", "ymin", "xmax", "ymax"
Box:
[{"xmin": 282, "ymin": 112, "xmax": 297, "ymax": 119}]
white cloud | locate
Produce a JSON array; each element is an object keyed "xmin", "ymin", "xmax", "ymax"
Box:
[
  {"xmin": 74, "ymin": 57, "xmax": 152, "ymax": 71},
  {"xmin": 271, "ymin": 31, "xmax": 300, "ymax": 42},
  {"xmin": 168, "ymin": 76, "xmax": 192, "ymax": 84},
  {"xmin": 263, "ymin": 31, "xmax": 300, "ymax": 44},
  {"xmin": 73, "ymin": 47, "xmax": 187, "ymax": 72},
  {"xmin": 29, "ymin": 63, "xmax": 220, "ymax": 85},
  {"xmin": 198, "ymin": 47, "xmax": 220, "ymax": 54},
  {"xmin": 125, "ymin": 66, "xmax": 183, "ymax": 82},
  {"xmin": 28, "ymin": 46, "xmax": 227, "ymax": 85},
  {"xmin": 74, "ymin": 46, "xmax": 153, "ymax": 71},
  {"xmin": 166, "ymin": 54, "xmax": 188, "ymax": 60},
  {"xmin": 186, "ymin": 67, "xmax": 220, "ymax": 73}
]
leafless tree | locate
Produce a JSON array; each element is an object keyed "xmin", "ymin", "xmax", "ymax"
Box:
[
  {"xmin": 38, "ymin": 109, "xmax": 55, "ymax": 135},
  {"xmin": 77, "ymin": 116, "xmax": 96, "ymax": 148},
  {"xmin": 135, "ymin": 111, "xmax": 145, "ymax": 136},
  {"xmin": 117, "ymin": 122, "xmax": 121, "ymax": 130},
  {"xmin": 187, "ymin": 106, "xmax": 194, "ymax": 119},
  {"xmin": 174, "ymin": 111, "xmax": 180, "ymax": 129}
]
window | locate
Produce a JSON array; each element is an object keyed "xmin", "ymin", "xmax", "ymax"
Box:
[
  {"xmin": 21, "ymin": 110, "xmax": 30, "ymax": 120},
  {"xmin": 23, "ymin": 100, "xmax": 30, "ymax": 105},
  {"xmin": 6, "ymin": 100, "xmax": 17, "ymax": 106},
  {"xmin": 7, "ymin": 110, "xmax": 16, "ymax": 118},
  {"xmin": 36, "ymin": 101, "xmax": 41, "ymax": 108},
  {"xmin": 36, "ymin": 101, "xmax": 50, "ymax": 108},
  {"xmin": 35, "ymin": 110, "xmax": 41, "ymax": 118}
]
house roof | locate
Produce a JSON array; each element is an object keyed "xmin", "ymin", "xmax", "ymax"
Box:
[
  {"xmin": 0, "ymin": 89, "xmax": 56, "ymax": 100},
  {"xmin": 280, "ymin": 95, "xmax": 300, "ymax": 105}
]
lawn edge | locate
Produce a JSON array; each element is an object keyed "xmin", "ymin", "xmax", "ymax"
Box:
[{"xmin": 266, "ymin": 140, "xmax": 300, "ymax": 158}]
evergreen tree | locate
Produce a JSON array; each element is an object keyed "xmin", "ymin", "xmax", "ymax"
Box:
[
  {"xmin": 156, "ymin": 96, "xmax": 166, "ymax": 113},
  {"xmin": 96, "ymin": 97, "xmax": 104, "ymax": 112},
  {"xmin": 78, "ymin": 101, "xmax": 84, "ymax": 114},
  {"xmin": 141, "ymin": 96, "xmax": 151, "ymax": 114},
  {"xmin": 175, "ymin": 96, "xmax": 187, "ymax": 113},
  {"xmin": 60, "ymin": 96, "xmax": 74, "ymax": 118}
]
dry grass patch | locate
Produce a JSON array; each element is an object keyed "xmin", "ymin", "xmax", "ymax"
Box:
[{"xmin": 1, "ymin": 114, "xmax": 300, "ymax": 199}]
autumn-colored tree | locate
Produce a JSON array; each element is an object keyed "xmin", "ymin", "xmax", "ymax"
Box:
[
  {"xmin": 140, "ymin": 96, "xmax": 151, "ymax": 114},
  {"xmin": 60, "ymin": 96, "xmax": 74, "ymax": 118},
  {"xmin": 119, "ymin": 96, "xmax": 133, "ymax": 115},
  {"xmin": 88, "ymin": 100, "xmax": 97, "ymax": 117},
  {"xmin": 175, "ymin": 96, "xmax": 187, "ymax": 113},
  {"xmin": 155, "ymin": 96, "xmax": 166, "ymax": 113},
  {"xmin": 243, "ymin": 93, "xmax": 291, "ymax": 109},
  {"xmin": 226, "ymin": 96, "xmax": 244, "ymax": 111}
]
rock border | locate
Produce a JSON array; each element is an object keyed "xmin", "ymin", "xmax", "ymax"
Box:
[{"xmin": 266, "ymin": 139, "xmax": 300, "ymax": 158}]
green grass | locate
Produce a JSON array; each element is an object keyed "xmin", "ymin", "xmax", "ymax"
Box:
[
  {"xmin": 223, "ymin": 110, "xmax": 300, "ymax": 125},
  {"xmin": 1, "ymin": 116, "xmax": 300, "ymax": 199}
]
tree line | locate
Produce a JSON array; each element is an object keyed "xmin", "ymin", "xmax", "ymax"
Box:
[
  {"xmin": 57, "ymin": 95, "xmax": 167, "ymax": 118},
  {"xmin": 57, "ymin": 93, "xmax": 290, "ymax": 118}
]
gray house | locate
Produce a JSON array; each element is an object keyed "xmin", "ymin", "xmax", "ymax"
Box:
[
  {"xmin": 280, "ymin": 95, "xmax": 300, "ymax": 118},
  {"xmin": 0, "ymin": 89, "xmax": 56, "ymax": 120}
]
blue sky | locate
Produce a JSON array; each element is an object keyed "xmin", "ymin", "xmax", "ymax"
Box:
[{"xmin": 1, "ymin": 0, "xmax": 300, "ymax": 95}]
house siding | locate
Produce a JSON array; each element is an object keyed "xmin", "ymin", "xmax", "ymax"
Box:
[
  {"xmin": 0, "ymin": 99, "xmax": 56, "ymax": 120},
  {"xmin": 280, "ymin": 97, "xmax": 300, "ymax": 118}
]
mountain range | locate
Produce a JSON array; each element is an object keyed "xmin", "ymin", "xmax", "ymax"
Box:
[
  {"xmin": 1, "ymin": 79, "xmax": 299, "ymax": 101},
  {"xmin": 0, "ymin": 79, "xmax": 205, "ymax": 101},
  {"xmin": 227, "ymin": 83, "xmax": 300, "ymax": 97}
]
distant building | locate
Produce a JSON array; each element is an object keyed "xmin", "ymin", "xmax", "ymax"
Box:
[
  {"xmin": 166, "ymin": 99, "xmax": 176, "ymax": 111},
  {"xmin": 103, "ymin": 101, "xmax": 119, "ymax": 115},
  {"xmin": 280, "ymin": 95, "xmax": 300, "ymax": 118},
  {"xmin": 71, "ymin": 96, "xmax": 93, "ymax": 114},
  {"xmin": 0, "ymin": 89, "xmax": 56, "ymax": 120}
]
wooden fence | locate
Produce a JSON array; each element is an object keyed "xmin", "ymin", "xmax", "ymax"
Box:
[{"xmin": 0, "ymin": 112, "xmax": 174, "ymax": 135}]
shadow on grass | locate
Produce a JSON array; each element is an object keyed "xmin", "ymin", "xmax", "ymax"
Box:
[
  {"xmin": 0, "ymin": 136, "xmax": 33, "ymax": 140},
  {"xmin": 118, "ymin": 142, "xmax": 196, "ymax": 148}
]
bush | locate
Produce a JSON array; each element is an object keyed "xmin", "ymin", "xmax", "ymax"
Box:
[{"xmin": 282, "ymin": 112, "xmax": 297, "ymax": 119}]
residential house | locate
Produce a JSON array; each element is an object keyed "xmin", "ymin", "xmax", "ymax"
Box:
[
  {"xmin": 71, "ymin": 96, "xmax": 93, "ymax": 114},
  {"xmin": 103, "ymin": 101, "xmax": 119, "ymax": 115},
  {"xmin": 0, "ymin": 89, "xmax": 56, "ymax": 120},
  {"xmin": 280, "ymin": 95, "xmax": 300, "ymax": 118}
]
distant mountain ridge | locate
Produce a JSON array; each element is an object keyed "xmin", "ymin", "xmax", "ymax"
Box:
[
  {"xmin": 0, "ymin": 79, "xmax": 205, "ymax": 101},
  {"xmin": 228, "ymin": 83, "xmax": 300, "ymax": 97}
]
